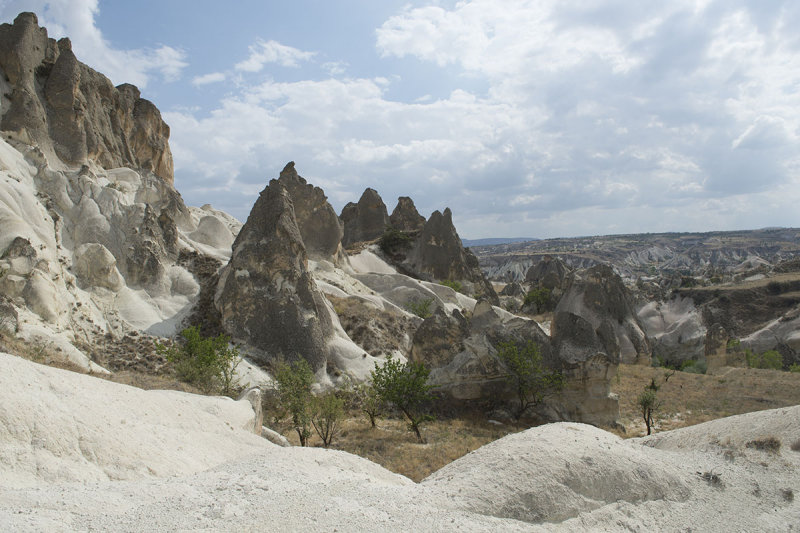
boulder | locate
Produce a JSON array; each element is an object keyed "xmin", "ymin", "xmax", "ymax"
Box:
[
  {"xmin": 402, "ymin": 208, "xmax": 499, "ymax": 304},
  {"xmin": 73, "ymin": 243, "xmax": 124, "ymax": 291},
  {"xmin": 277, "ymin": 162, "xmax": 343, "ymax": 260},
  {"xmin": 0, "ymin": 13, "xmax": 173, "ymax": 182},
  {"xmin": 556, "ymin": 264, "xmax": 651, "ymax": 365},
  {"xmin": 237, "ymin": 387, "xmax": 264, "ymax": 434},
  {"xmin": 340, "ymin": 188, "xmax": 389, "ymax": 246},
  {"xmin": 389, "ymin": 196, "xmax": 426, "ymax": 232},
  {"xmin": 215, "ymin": 180, "xmax": 336, "ymax": 372},
  {"xmin": 500, "ymin": 282, "xmax": 524, "ymax": 297},
  {"xmin": 525, "ymin": 255, "xmax": 570, "ymax": 290}
]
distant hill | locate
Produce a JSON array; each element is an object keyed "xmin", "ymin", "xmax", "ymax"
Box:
[
  {"xmin": 462, "ymin": 237, "xmax": 538, "ymax": 247},
  {"xmin": 471, "ymin": 227, "xmax": 800, "ymax": 282}
]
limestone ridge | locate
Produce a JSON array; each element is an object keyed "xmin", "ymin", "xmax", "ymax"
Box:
[
  {"xmin": 340, "ymin": 187, "xmax": 389, "ymax": 246},
  {"xmin": 215, "ymin": 179, "xmax": 336, "ymax": 371},
  {"xmin": 0, "ymin": 13, "xmax": 173, "ymax": 183},
  {"xmin": 403, "ymin": 208, "xmax": 500, "ymax": 304},
  {"xmin": 276, "ymin": 162, "xmax": 343, "ymax": 260}
]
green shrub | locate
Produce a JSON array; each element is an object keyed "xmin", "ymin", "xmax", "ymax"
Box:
[
  {"xmin": 406, "ymin": 297, "xmax": 434, "ymax": 319},
  {"xmin": 274, "ymin": 358, "xmax": 315, "ymax": 446},
  {"xmin": 682, "ymin": 359, "xmax": 707, "ymax": 374},
  {"xmin": 726, "ymin": 338, "xmax": 741, "ymax": 352},
  {"xmin": 371, "ymin": 356, "xmax": 435, "ymax": 442},
  {"xmin": 156, "ymin": 326, "xmax": 242, "ymax": 396},
  {"xmin": 523, "ymin": 287, "xmax": 551, "ymax": 310},
  {"xmin": 378, "ymin": 227, "xmax": 412, "ymax": 255},
  {"xmin": 495, "ymin": 340, "xmax": 564, "ymax": 422},
  {"xmin": 789, "ymin": 363, "xmax": 800, "ymax": 373},
  {"xmin": 440, "ymin": 279, "xmax": 463, "ymax": 293},
  {"xmin": 746, "ymin": 349, "xmax": 783, "ymax": 370}
]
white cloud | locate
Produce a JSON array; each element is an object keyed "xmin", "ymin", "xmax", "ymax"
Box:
[
  {"xmin": 234, "ymin": 39, "xmax": 315, "ymax": 72},
  {"xmin": 0, "ymin": 0, "xmax": 188, "ymax": 88},
  {"xmin": 192, "ymin": 72, "xmax": 226, "ymax": 86}
]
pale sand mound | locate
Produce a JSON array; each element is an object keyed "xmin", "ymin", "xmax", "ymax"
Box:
[
  {"xmin": 0, "ymin": 352, "xmax": 267, "ymax": 488},
  {"xmin": 1, "ymin": 352, "xmax": 798, "ymax": 531},
  {"xmin": 420, "ymin": 423, "xmax": 691, "ymax": 523}
]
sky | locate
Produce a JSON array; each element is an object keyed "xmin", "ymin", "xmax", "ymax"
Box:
[{"xmin": 1, "ymin": 0, "xmax": 799, "ymax": 239}]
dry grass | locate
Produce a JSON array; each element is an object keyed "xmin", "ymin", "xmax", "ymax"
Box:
[
  {"xmin": 613, "ymin": 363, "xmax": 800, "ymax": 436},
  {"xmin": 269, "ymin": 410, "xmax": 514, "ymax": 482}
]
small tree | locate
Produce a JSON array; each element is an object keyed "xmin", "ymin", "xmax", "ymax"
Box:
[
  {"xmin": 495, "ymin": 340, "xmax": 564, "ymax": 422},
  {"xmin": 311, "ymin": 391, "xmax": 345, "ymax": 448},
  {"xmin": 274, "ymin": 358, "xmax": 314, "ymax": 446},
  {"xmin": 638, "ymin": 378, "xmax": 661, "ymax": 435},
  {"xmin": 355, "ymin": 383, "xmax": 384, "ymax": 428},
  {"xmin": 156, "ymin": 326, "xmax": 241, "ymax": 395},
  {"xmin": 371, "ymin": 356, "xmax": 435, "ymax": 442}
]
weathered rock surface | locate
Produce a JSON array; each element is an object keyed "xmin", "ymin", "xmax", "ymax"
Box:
[
  {"xmin": 215, "ymin": 180, "xmax": 336, "ymax": 371},
  {"xmin": 0, "ymin": 13, "xmax": 173, "ymax": 182},
  {"xmin": 525, "ymin": 254, "xmax": 571, "ymax": 290},
  {"xmin": 556, "ymin": 264, "xmax": 651, "ymax": 365},
  {"xmin": 389, "ymin": 196, "xmax": 426, "ymax": 232},
  {"xmin": 550, "ymin": 311, "xmax": 620, "ymax": 424},
  {"xmin": 403, "ymin": 208, "xmax": 499, "ymax": 304},
  {"xmin": 340, "ymin": 187, "xmax": 389, "ymax": 246},
  {"xmin": 276, "ymin": 162, "xmax": 343, "ymax": 260},
  {"xmin": 409, "ymin": 298, "xmax": 620, "ymax": 425},
  {"xmin": 637, "ymin": 296, "xmax": 707, "ymax": 364}
]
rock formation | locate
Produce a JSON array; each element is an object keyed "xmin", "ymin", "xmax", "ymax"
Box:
[
  {"xmin": 550, "ymin": 311, "xmax": 620, "ymax": 424},
  {"xmin": 525, "ymin": 255, "xmax": 570, "ymax": 290},
  {"xmin": 556, "ymin": 264, "xmax": 651, "ymax": 365},
  {"xmin": 410, "ymin": 298, "xmax": 619, "ymax": 426},
  {"xmin": 340, "ymin": 188, "xmax": 389, "ymax": 246},
  {"xmin": 0, "ymin": 13, "xmax": 173, "ymax": 182},
  {"xmin": 389, "ymin": 196, "xmax": 426, "ymax": 232},
  {"xmin": 403, "ymin": 208, "xmax": 499, "ymax": 304},
  {"xmin": 215, "ymin": 180, "xmax": 336, "ymax": 371},
  {"xmin": 275, "ymin": 162, "xmax": 343, "ymax": 260}
]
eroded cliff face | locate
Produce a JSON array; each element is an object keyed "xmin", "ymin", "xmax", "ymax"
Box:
[{"xmin": 0, "ymin": 13, "xmax": 173, "ymax": 183}]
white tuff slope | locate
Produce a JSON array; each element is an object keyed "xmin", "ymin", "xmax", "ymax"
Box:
[{"xmin": 1, "ymin": 353, "xmax": 798, "ymax": 531}]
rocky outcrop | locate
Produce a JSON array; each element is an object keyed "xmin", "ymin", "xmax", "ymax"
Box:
[
  {"xmin": 550, "ymin": 311, "xmax": 620, "ymax": 424},
  {"xmin": 525, "ymin": 255, "xmax": 570, "ymax": 290},
  {"xmin": 402, "ymin": 208, "xmax": 499, "ymax": 304},
  {"xmin": 0, "ymin": 13, "xmax": 173, "ymax": 182},
  {"xmin": 389, "ymin": 196, "xmax": 425, "ymax": 232},
  {"xmin": 409, "ymin": 298, "xmax": 619, "ymax": 426},
  {"xmin": 276, "ymin": 162, "xmax": 343, "ymax": 260},
  {"xmin": 411, "ymin": 300, "xmax": 553, "ymax": 402},
  {"xmin": 556, "ymin": 264, "xmax": 651, "ymax": 365},
  {"xmin": 215, "ymin": 180, "xmax": 336, "ymax": 372},
  {"xmin": 637, "ymin": 296, "xmax": 706, "ymax": 364},
  {"xmin": 340, "ymin": 188, "xmax": 389, "ymax": 246}
]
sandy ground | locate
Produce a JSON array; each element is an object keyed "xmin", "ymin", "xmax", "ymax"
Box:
[{"xmin": 1, "ymin": 352, "xmax": 798, "ymax": 531}]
